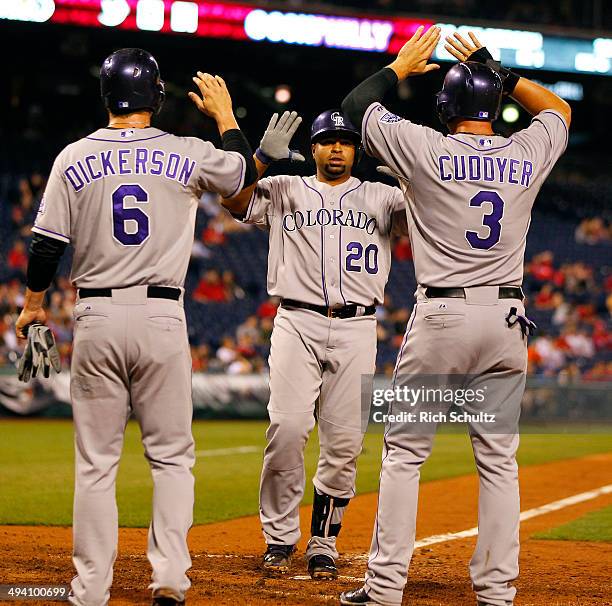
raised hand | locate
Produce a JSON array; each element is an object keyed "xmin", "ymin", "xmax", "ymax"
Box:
[
  {"xmin": 388, "ymin": 25, "xmax": 441, "ymax": 80},
  {"xmin": 189, "ymin": 72, "xmax": 234, "ymax": 121},
  {"xmin": 258, "ymin": 111, "xmax": 306, "ymax": 163},
  {"xmin": 444, "ymin": 31, "xmax": 486, "ymax": 62}
]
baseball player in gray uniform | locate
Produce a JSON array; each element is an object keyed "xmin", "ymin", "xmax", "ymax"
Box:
[
  {"xmin": 338, "ymin": 27, "xmax": 571, "ymax": 606},
  {"xmin": 223, "ymin": 109, "xmax": 407, "ymax": 579},
  {"xmin": 15, "ymin": 48, "xmax": 257, "ymax": 606}
]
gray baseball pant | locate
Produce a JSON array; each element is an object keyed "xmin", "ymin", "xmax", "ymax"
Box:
[
  {"xmin": 259, "ymin": 306, "xmax": 377, "ymax": 560},
  {"xmin": 68, "ymin": 286, "xmax": 194, "ymax": 606},
  {"xmin": 364, "ymin": 286, "xmax": 526, "ymax": 606}
]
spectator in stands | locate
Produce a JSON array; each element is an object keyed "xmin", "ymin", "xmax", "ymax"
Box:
[
  {"xmin": 534, "ymin": 283, "xmax": 557, "ymax": 309},
  {"xmin": 236, "ymin": 315, "xmax": 262, "ymax": 344},
  {"xmin": 532, "ymin": 335, "xmax": 566, "ymax": 375},
  {"xmin": 193, "ymin": 269, "xmax": 229, "ymax": 303},
  {"xmin": 260, "ymin": 316, "xmax": 274, "ymax": 342},
  {"xmin": 202, "ymin": 215, "xmax": 228, "ymax": 246},
  {"xmin": 222, "ymin": 270, "xmax": 245, "ymax": 300},
  {"xmin": 551, "ymin": 293, "xmax": 571, "ymax": 326},
  {"xmin": 575, "ymin": 217, "xmax": 610, "ymax": 245},
  {"xmin": 257, "ymin": 296, "xmax": 279, "ymax": 319},
  {"xmin": 592, "ymin": 319, "xmax": 611, "ymax": 351},
  {"xmin": 393, "ymin": 235, "xmax": 412, "ymax": 261},
  {"xmin": 7, "ymin": 240, "xmax": 28, "ymax": 276},
  {"xmin": 236, "ymin": 334, "xmax": 257, "ymax": 359},
  {"xmin": 216, "ymin": 336, "xmax": 238, "ymax": 368},
  {"xmin": 191, "ymin": 235, "xmax": 212, "ymax": 263},
  {"xmin": 191, "ymin": 344, "xmax": 210, "ymax": 372},
  {"xmin": 527, "ymin": 250, "xmax": 555, "ymax": 284},
  {"xmin": 559, "ymin": 324, "xmax": 595, "ymax": 359},
  {"xmin": 227, "ymin": 355, "xmax": 254, "ymax": 375}
]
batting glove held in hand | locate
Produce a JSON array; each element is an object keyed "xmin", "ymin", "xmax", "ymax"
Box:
[
  {"xmin": 257, "ymin": 111, "xmax": 305, "ymax": 163},
  {"xmin": 17, "ymin": 324, "xmax": 61, "ymax": 382}
]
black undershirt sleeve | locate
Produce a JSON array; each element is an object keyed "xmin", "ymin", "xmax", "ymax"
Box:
[
  {"xmin": 341, "ymin": 68, "xmax": 399, "ymax": 131},
  {"xmin": 221, "ymin": 129, "xmax": 257, "ymax": 188},
  {"xmin": 26, "ymin": 233, "xmax": 67, "ymax": 292}
]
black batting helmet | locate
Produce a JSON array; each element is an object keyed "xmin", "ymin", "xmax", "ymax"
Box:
[
  {"xmin": 436, "ymin": 62, "xmax": 503, "ymax": 125},
  {"xmin": 100, "ymin": 48, "xmax": 165, "ymax": 115},
  {"xmin": 311, "ymin": 110, "xmax": 361, "ymax": 145}
]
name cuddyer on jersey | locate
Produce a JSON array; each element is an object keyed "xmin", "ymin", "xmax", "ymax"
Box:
[{"xmin": 437, "ymin": 153, "xmax": 533, "ymax": 187}]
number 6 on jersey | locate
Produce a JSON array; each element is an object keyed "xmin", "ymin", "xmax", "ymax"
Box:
[{"xmin": 112, "ymin": 184, "xmax": 150, "ymax": 246}]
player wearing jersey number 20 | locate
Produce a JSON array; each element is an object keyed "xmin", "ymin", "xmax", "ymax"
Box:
[{"xmin": 224, "ymin": 109, "xmax": 408, "ymax": 580}]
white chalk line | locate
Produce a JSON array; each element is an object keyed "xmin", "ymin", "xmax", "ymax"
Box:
[
  {"xmin": 347, "ymin": 483, "xmax": 612, "ymax": 562},
  {"xmin": 194, "ymin": 445, "xmax": 260, "ymax": 457},
  {"xmin": 191, "ymin": 483, "xmax": 612, "ymax": 585}
]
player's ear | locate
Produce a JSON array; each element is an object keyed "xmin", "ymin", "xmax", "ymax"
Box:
[{"xmin": 311, "ymin": 143, "xmax": 316, "ymax": 157}]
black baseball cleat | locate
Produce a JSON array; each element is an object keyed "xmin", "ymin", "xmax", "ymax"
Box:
[
  {"xmin": 308, "ymin": 553, "xmax": 338, "ymax": 579},
  {"xmin": 151, "ymin": 588, "xmax": 185, "ymax": 606},
  {"xmin": 340, "ymin": 587, "xmax": 380, "ymax": 605},
  {"xmin": 262, "ymin": 543, "xmax": 295, "ymax": 572}
]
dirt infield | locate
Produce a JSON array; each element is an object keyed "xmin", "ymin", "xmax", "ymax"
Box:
[{"xmin": 1, "ymin": 454, "xmax": 611, "ymax": 605}]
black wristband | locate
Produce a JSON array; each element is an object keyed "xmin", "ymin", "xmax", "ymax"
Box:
[
  {"xmin": 255, "ymin": 147, "xmax": 273, "ymax": 165},
  {"xmin": 501, "ymin": 68, "xmax": 520, "ymax": 94},
  {"xmin": 485, "ymin": 59, "xmax": 520, "ymax": 94},
  {"xmin": 468, "ymin": 47, "xmax": 493, "ymax": 63}
]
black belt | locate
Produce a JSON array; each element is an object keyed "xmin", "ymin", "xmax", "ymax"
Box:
[
  {"xmin": 425, "ymin": 286, "xmax": 524, "ymax": 300},
  {"xmin": 79, "ymin": 286, "xmax": 181, "ymax": 300},
  {"xmin": 281, "ymin": 298, "xmax": 376, "ymax": 319}
]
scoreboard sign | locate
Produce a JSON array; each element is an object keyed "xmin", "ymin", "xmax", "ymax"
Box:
[{"xmin": 2, "ymin": 0, "xmax": 611, "ymax": 75}]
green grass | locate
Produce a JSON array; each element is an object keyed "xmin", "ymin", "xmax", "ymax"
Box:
[
  {"xmin": 533, "ymin": 506, "xmax": 612, "ymax": 542},
  {"xmin": 0, "ymin": 419, "xmax": 610, "ymax": 527}
]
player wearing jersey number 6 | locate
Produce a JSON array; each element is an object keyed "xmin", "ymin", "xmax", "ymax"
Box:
[
  {"xmin": 223, "ymin": 109, "xmax": 408, "ymax": 580},
  {"xmin": 16, "ymin": 48, "xmax": 257, "ymax": 606},
  {"xmin": 339, "ymin": 27, "xmax": 570, "ymax": 606}
]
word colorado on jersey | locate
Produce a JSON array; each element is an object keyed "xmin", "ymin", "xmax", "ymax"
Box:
[
  {"xmin": 282, "ymin": 208, "xmax": 378, "ymax": 234},
  {"xmin": 63, "ymin": 148, "xmax": 196, "ymax": 192}
]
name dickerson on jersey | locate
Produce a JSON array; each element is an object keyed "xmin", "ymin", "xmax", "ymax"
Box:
[{"xmin": 63, "ymin": 148, "xmax": 196, "ymax": 192}]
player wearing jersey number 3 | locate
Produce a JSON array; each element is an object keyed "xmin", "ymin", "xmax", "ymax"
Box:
[
  {"xmin": 224, "ymin": 109, "xmax": 407, "ymax": 580},
  {"xmin": 15, "ymin": 48, "xmax": 257, "ymax": 606},
  {"xmin": 339, "ymin": 27, "xmax": 570, "ymax": 606}
]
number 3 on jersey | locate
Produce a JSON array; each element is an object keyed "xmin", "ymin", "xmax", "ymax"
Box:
[
  {"xmin": 112, "ymin": 184, "xmax": 150, "ymax": 246},
  {"xmin": 465, "ymin": 190, "xmax": 504, "ymax": 250}
]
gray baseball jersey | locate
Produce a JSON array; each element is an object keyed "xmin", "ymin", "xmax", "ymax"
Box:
[
  {"xmin": 362, "ymin": 103, "xmax": 568, "ymax": 287},
  {"xmin": 358, "ymin": 103, "xmax": 569, "ymax": 606},
  {"xmin": 243, "ymin": 174, "xmax": 406, "ymax": 306},
  {"xmin": 36, "ymin": 126, "xmax": 247, "ymax": 606},
  {"xmin": 33, "ymin": 127, "xmax": 246, "ymax": 288}
]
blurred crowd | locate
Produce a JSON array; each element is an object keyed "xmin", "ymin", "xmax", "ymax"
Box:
[
  {"xmin": 524, "ymin": 250, "xmax": 611, "ymax": 380},
  {"xmin": 1, "ymin": 170, "xmax": 610, "ymax": 381}
]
